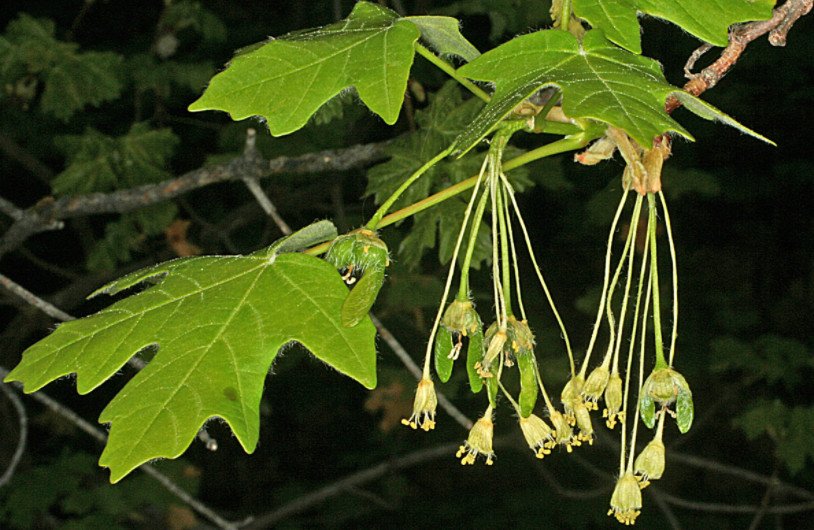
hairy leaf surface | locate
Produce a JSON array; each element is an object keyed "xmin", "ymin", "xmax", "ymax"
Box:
[
  {"xmin": 574, "ymin": 0, "xmax": 775, "ymax": 54},
  {"xmin": 4, "ymin": 221, "xmax": 378, "ymax": 482},
  {"xmin": 189, "ymin": 3, "xmax": 477, "ymax": 136},
  {"xmin": 456, "ymin": 29, "xmax": 770, "ymax": 151},
  {"xmin": 455, "ymin": 29, "xmax": 695, "ymax": 150}
]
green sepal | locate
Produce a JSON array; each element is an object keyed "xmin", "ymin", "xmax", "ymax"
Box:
[
  {"xmin": 434, "ymin": 325, "xmax": 455, "ymax": 383},
  {"xmin": 677, "ymin": 390, "xmax": 694, "ymax": 434},
  {"xmin": 466, "ymin": 327, "xmax": 484, "ymax": 394},
  {"xmin": 640, "ymin": 393, "xmax": 656, "ymax": 429},
  {"xmin": 341, "ymin": 267, "xmax": 385, "ymax": 328},
  {"xmin": 516, "ymin": 352, "xmax": 538, "ymax": 418}
]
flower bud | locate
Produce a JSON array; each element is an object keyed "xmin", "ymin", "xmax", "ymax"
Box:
[{"xmin": 325, "ymin": 228, "xmax": 389, "ymax": 282}]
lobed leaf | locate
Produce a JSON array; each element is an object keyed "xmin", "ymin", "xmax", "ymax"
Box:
[
  {"xmin": 189, "ymin": 3, "xmax": 479, "ymax": 136},
  {"xmin": 455, "ymin": 29, "xmax": 694, "ymax": 151},
  {"xmin": 4, "ymin": 222, "xmax": 377, "ymax": 482}
]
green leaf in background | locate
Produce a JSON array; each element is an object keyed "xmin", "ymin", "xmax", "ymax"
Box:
[
  {"xmin": 188, "ymin": 2, "xmax": 420, "ymax": 135},
  {"xmin": 438, "ymin": 0, "xmax": 552, "ymax": 42},
  {"xmin": 734, "ymin": 400, "xmax": 814, "ymax": 475},
  {"xmin": 405, "ymin": 16, "xmax": 480, "ymax": 61},
  {"xmin": 4, "ymin": 221, "xmax": 378, "ymax": 482},
  {"xmin": 574, "ymin": 0, "xmax": 775, "ymax": 54},
  {"xmin": 0, "ymin": 14, "xmax": 122, "ymax": 121},
  {"xmin": 456, "ymin": 29, "xmax": 696, "ymax": 150},
  {"xmin": 53, "ymin": 123, "xmax": 178, "ymax": 195},
  {"xmin": 86, "ymin": 203, "xmax": 178, "ymax": 272}
]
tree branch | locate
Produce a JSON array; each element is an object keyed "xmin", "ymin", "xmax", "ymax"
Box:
[
  {"xmin": 241, "ymin": 442, "xmax": 458, "ymax": 529},
  {"xmin": 667, "ymin": 0, "xmax": 812, "ymax": 113},
  {"xmin": 0, "ymin": 366, "xmax": 239, "ymax": 530},
  {"xmin": 0, "ymin": 380, "xmax": 28, "ymax": 488},
  {"xmin": 0, "ymin": 141, "xmax": 389, "ymax": 259}
]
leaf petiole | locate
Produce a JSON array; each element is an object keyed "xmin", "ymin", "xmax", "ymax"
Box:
[{"xmin": 414, "ymin": 43, "xmax": 491, "ymax": 103}]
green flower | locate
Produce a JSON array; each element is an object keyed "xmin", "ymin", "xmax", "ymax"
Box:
[
  {"xmin": 634, "ymin": 438, "xmax": 665, "ymax": 488},
  {"xmin": 401, "ymin": 377, "xmax": 437, "ymax": 432},
  {"xmin": 457, "ymin": 407, "xmax": 495, "ymax": 465},
  {"xmin": 582, "ymin": 364, "xmax": 610, "ymax": 410},
  {"xmin": 325, "ymin": 228, "xmax": 389, "ymax": 283},
  {"xmin": 639, "ymin": 367, "xmax": 693, "ymax": 432},
  {"xmin": 608, "ymin": 472, "xmax": 642, "ymax": 525},
  {"xmin": 603, "ymin": 372, "xmax": 624, "ymax": 429},
  {"xmin": 519, "ymin": 414, "xmax": 555, "ymax": 459}
]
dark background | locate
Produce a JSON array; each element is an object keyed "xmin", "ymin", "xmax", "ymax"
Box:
[{"xmin": 0, "ymin": 1, "xmax": 812, "ymax": 528}]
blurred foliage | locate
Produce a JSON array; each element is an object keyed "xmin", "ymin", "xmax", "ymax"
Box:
[{"xmin": 0, "ymin": 0, "xmax": 811, "ymax": 528}]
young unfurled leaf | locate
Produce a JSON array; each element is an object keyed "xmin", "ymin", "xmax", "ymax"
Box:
[
  {"xmin": 4, "ymin": 221, "xmax": 378, "ymax": 483},
  {"xmin": 516, "ymin": 352, "xmax": 538, "ymax": 418},
  {"xmin": 342, "ymin": 266, "xmax": 385, "ymax": 328},
  {"xmin": 574, "ymin": 0, "xmax": 775, "ymax": 54},
  {"xmin": 405, "ymin": 16, "xmax": 480, "ymax": 61},
  {"xmin": 676, "ymin": 390, "xmax": 694, "ymax": 434},
  {"xmin": 467, "ymin": 327, "xmax": 485, "ymax": 393},
  {"xmin": 434, "ymin": 325, "xmax": 455, "ymax": 383},
  {"xmin": 189, "ymin": 2, "xmax": 478, "ymax": 137},
  {"xmin": 455, "ymin": 29, "xmax": 697, "ymax": 151}
]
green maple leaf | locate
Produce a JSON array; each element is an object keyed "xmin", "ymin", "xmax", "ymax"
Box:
[
  {"xmin": 188, "ymin": 2, "xmax": 477, "ymax": 136},
  {"xmin": 574, "ymin": 0, "xmax": 776, "ymax": 54},
  {"xmin": 53, "ymin": 123, "xmax": 178, "ymax": 195},
  {"xmin": 0, "ymin": 14, "xmax": 122, "ymax": 121},
  {"xmin": 4, "ymin": 221, "xmax": 378, "ymax": 483},
  {"xmin": 455, "ymin": 29, "xmax": 771, "ymax": 151}
]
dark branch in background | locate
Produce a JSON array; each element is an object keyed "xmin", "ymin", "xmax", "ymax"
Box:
[
  {"xmin": 0, "ymin": 131, "xmax": 54, "ymax": 186},
  {"xmin": 0, "ymin": 380, "xmax": 27, "ymax": 488},
  {"xmin": 0, "ymin": 141, "xmax": 389, "ymax": 259},
  {"xmin": 667, "ymin": 0, "xmax": 812, "ymax": 113},
  {"xmin": 0, "ymin": 366, "xmax": 240, "ymax": 530}
]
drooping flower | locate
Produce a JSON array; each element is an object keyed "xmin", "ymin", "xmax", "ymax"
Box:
[
  {"xmin": 574, "ymin": 401, "xmax": 594, "ymax": 445},
  {"xmin": 519, "ymin": 414, "xmax": 555, "ymax": 459},
  {"xmin": 560, "ymin": 375, "xmax": 585, "ymax": 425},
  {"xmin": 634, "ymin": 438, "xmax": 665, "ymax": 488},
  {"xmin": 639, "ymin": 367, "xmax": 693, "ymax": 432},
  {"xmin": 604, "ymin": 372, "xmax": 624, "ymax": 429},
  {"xmin": 608, "ymin": 472, "xmax": 642, "ymax": 525},
  {"xmin": 457, "ymin": 407, "xmax": 495, "ymax": 465},
  {"xmin": 549, "ymin": 409, "xmax": 579, "ymax": 452},
  {"xmin": 582, "ymin": 364, "xmax": 610, "ymax": 411},
  {"xmin": 401, "ymin": 377, "xmax": 437, "ymax": 432}
]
